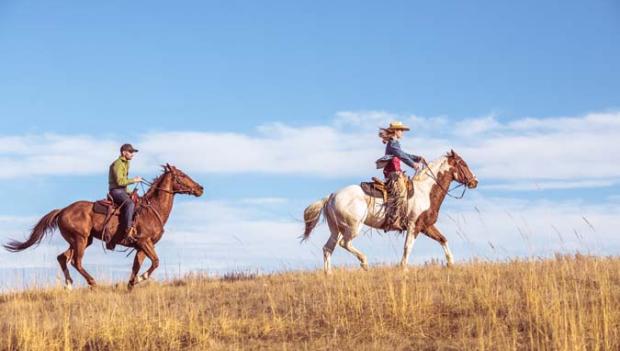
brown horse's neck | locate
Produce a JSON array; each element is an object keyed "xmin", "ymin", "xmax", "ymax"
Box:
[
  {"xmin": 144, "ymin": 172, "xmax": 175, "ymax": 225},
  {"xmin": 428, "ymin": 166, "xmax": 455, "ymax": 213}
]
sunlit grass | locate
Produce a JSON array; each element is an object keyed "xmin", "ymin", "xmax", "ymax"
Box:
[{"xmin": 0, "ymin": 254, "xmax": 618, "ymax": 350}]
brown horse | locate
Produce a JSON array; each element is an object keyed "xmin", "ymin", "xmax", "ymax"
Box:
[{"xmin": 4, "ymin": 164, "xmax": 204, "ymax": 290}]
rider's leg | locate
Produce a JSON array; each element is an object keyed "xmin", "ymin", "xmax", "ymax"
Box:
[
  {"xmin": 385, "ymin": 172, "xmax": 407, "ymax": 232},
  {"xmin": 123, "ymin": 199, "xmax": 137, "ymax": 240},
  {"xmin": 107, "ymin": 188, "xmax": 135, "ymax": 249}
]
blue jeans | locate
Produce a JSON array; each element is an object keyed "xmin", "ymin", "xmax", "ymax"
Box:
[{"xmin": 109, "ymin": 188, "xmax": 135, "ymax": 232}]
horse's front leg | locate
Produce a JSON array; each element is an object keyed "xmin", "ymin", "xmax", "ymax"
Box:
[
  {"xmin": 137, "ymin": 239, "xmax": 159, "ymax": 282},
  {"xmin": 423, "ymin": 224, "xmax": 454, "ymax": 267},
  {"xmin": 128, "ymin": 250, "xmax": 146, "ymax": 290},
  {"xmin": 399, "ymin": 226, "xmax": 419, "ymax": 271}
]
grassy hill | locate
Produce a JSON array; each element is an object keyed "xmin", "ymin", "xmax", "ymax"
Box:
[{"xmin": 0, "ymin": 255, "xmax": 618, "ymax": 350}]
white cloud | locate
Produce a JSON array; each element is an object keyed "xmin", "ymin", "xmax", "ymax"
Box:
[
  {"xmin": 455, "ymin": 114, "xmax": 500, "ymax": 136},
  {"xmin": 506, "ymin": 112, "xmax": 620, "ymax": 133},
  {"xmin": 0, "ymin": 110, "xmax": 618, "ymax": 189},
  {"xmin": 0, "ymin": 134, "xmax": 118, "ymax": 179},
  {"xmin": 238, "ymin": 197, "xmax": 288, "ymax": 205},
  {"xmin": 483, "ymin": 179, "xmax": 617, "ymax": 191}
]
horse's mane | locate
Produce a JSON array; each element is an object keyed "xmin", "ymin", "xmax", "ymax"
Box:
[
  {"xmin": 143, "ymin": 169, "xmax": 169, "ymax": 199},
  {"xmin": 412, "ymin": 155, "xmax": 448, "ymax": 182}
]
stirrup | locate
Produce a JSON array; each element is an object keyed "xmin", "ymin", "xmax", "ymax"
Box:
[{"xmin": 126, "ymin": 226, "xmax": 139, "ymax": 243}]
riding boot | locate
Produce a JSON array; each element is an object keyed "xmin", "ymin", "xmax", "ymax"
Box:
[
  {"xmin": 106, "ymin": 226, "xmax": 137, "ymax": 250},
  {"xmin": 125, "ymin": 226, "xmax": 138, "ymax": 244}
]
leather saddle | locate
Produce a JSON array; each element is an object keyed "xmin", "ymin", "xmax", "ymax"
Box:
[
  {"xmin": 93, "ymin": 194, "xmax": 115, "ymax": 215},
  {"xmin": 360, "ymin": 177, "xmax": 415, "ymax": 201},
  {"xmin": 93, "ymin": 191, "xmax": 139, "ymax": 215},
  {"xmin": 93, "ymin": 191, "xmax": 140, "ymax": 241}
]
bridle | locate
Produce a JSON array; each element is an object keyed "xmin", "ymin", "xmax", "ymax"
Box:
[
  {"xmin": 133, "ymin": 170, "xmax": 197, "ymax": 229},
  {"xmin": 140, "ymin": 170, "xmax": 197, "ymax": 195},
  {"xmin": 420, "ymin": 157, "xmax": 473, "ymax": 199}
]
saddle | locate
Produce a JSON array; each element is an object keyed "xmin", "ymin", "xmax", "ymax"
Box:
[
  {"xmin": 360, "ymin": 177, "xmax": 389, "ymax": 202},
  {"xmin": 360, "ymin": 176, "xmax": 415, "ymax": 201},
  {"xmin": 93, "ymin": 191, "xmax": 139, "ymax": 214},
  {"xmin": 93, "ymin": 191, "xmax": 140, "ymax": 241}
]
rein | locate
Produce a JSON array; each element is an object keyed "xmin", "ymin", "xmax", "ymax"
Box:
[
  {"xmin": 141, "ymin": 174, "xmax": 195, "ymax": 195},
  {"xmin": 420, "ymin": 159, "xmax": 468, "ymax": 200},
  {"xmin": 140, "ymin": 179, "xmax": 174, "ymax": 194},
  {"xmin": 135, "ymin": 171, "xmax": 195, "ymax": 228}
]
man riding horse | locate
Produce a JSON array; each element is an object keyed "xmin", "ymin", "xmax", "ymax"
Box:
[
  {"xmin": 106, "ymin": 143, "xmax": 143, "ymax": 250},
  {"xmin": 376, "ymin": 121, "xmax": 427, "ymax": 231}
]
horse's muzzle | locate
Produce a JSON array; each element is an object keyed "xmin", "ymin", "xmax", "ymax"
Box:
[
  {"xmin": 194, "ymin": 186, "xmax": 204, "ymax": 197},
  {"xmin": 468, "ymin": 179, "xmax": 478, "ymax": 189}
]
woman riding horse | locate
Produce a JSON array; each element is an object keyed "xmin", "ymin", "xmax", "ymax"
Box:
[{"xmin": 376, "ymin": 121, "xmax": 427, "ymax": 231}]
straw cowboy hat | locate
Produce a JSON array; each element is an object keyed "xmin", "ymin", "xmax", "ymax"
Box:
[{"xmin": 386, "ymin": 121, "xmax": 410, "ymax": 131}]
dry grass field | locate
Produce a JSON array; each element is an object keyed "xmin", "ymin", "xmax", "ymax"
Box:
[{"xmin": 0, "ymin": 254, "xmax": 618, "ymax": 350}]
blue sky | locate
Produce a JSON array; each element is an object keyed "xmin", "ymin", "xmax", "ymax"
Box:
[
  {"xmin": 0, "ymin": 1, "xmax": 619, "ymax": 288},
  {"xmin": 2, "ymin": 0, "xmax": 618, "ymax": 135}
]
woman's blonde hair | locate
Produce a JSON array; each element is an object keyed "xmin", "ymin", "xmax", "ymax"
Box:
[{"xmin": 378, "ymin": 128, "xmax": 396, "ymax": 144}]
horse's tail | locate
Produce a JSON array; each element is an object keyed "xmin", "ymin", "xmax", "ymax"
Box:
[
  {"xmin": 4, "ymin": 209, "xmax": 61, "ymax": 252},
  {"xmin": 301, "ymin": 196, "xmax": 329, "ymax": 242}
]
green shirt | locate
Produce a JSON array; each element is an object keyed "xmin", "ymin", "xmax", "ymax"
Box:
[{"xmin": 108, "ymin": 156, "xmax": 136, "ymax": 191}]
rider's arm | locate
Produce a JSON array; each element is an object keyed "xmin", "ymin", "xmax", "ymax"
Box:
[{"xmin": 387, "ymin": 140, "xmax": 421, "ymax": 168}]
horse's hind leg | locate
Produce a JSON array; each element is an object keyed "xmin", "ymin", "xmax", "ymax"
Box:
[
  {"xmin": 323, "ymin": 232, "xmax": 340, "ymax": 274},
  {"xmin": 339, "ymin": 238, "xmax": 369, "ymax": 271},
  {"xmin": 423, "ymin": 224, "xmax": 454, "ymax": 266},
  {"xmin": 322, "ymin": 210, "xmax": 342, "ymax": 274},
  {"xmin": 339, "ymin": 224, "xmax": 368, "ymax": 270},
  {"xmin": 56, "ymin": 248, "xmax": 74, "ymax": 289},
  {"xmin": 71, "ymin": 237, "xmax": 97, "ymax": 287}
]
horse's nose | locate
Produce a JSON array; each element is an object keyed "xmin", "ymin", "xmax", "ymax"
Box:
[{"xmin": 468, "ymin": 178, "xmax": 479, "ymax": 189}]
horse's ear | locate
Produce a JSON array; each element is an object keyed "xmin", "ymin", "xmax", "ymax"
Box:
[{"xmin": 450, "ymin": 149, "xmax": 456, "ymax": 157}]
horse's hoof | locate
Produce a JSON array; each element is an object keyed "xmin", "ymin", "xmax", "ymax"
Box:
[
  {"xmin": 138, "ymin": 272, "xmax": 149, "ymax": 282},
  {"xmin": 360, "ymin": 263, "xmax": 369, "ymax": 271}
]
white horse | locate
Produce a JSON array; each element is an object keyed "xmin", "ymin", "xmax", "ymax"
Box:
[{"xmin": 302, "ymin": 150, "xmax": 478, "ymax": 273}]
